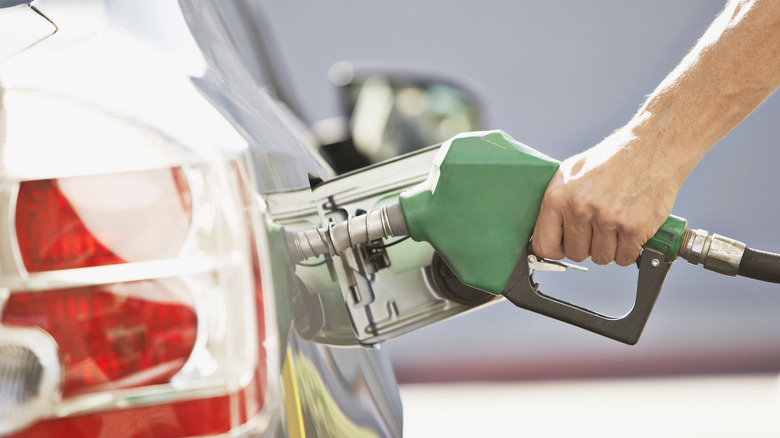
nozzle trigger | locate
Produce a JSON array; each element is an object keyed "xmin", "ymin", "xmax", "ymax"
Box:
[{"xmin": 503, "ymin": 246, "xmax": 671, "ymax": 345}]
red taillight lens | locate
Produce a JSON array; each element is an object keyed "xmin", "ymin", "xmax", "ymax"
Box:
[
  {"xmin": 15, "ymin": 168, "xmax": 192, "ymax": 272},
  {"xmin": 2, "ymin": 281, "xmax": 197, "ymax": 397},
  {"xmin": 15, "ymin": 179, "xmax": 122, "ymax": 272}
]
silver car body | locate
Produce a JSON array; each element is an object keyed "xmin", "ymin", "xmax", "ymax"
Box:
[{"xmin": 0, "ymin": 0, "xmax": 491, "ymax": 436}]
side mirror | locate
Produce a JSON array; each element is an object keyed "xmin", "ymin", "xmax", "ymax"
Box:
[{"xmin": 316, "ymin": 62, "xmax": 483, "ymax": 173}]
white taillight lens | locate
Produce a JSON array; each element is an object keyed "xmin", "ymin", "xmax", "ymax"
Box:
[
  {"xmin": 2, "ymin": 162, "xmax": 268, "ymax": 437},
  {"xmin": 0, "ymin": 326, "xmax": 61, "ymax": 435}
]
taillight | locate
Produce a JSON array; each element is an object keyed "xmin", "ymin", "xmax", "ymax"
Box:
[
  {"xmin": 15, "ymin": 168, "xmax": 192, "ymax": 272},
  {"xmin": 3, "ymin": 281, "xmax": 197, "ymax": 397},
  {"xmin": 2, "ymin": 162, "xmax": 269, "ymax": 437}
]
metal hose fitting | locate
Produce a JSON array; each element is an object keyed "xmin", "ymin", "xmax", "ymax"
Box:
[
  {"xmin": 286, "ymin": 201, "xmax": 409, "ymax": 264},
  {"xmin": 679, "ymin": 228, "xmax": 746, "ymax": 277}
]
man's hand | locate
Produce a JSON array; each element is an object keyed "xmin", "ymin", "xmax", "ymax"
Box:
[{"xmin": 532, "ymin": 128, "xmax": 678, "ymax": 266}]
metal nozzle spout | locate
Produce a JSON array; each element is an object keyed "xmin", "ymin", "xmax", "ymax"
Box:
[{"xmin": 286, "ymin": 201, "xmax": 408, "ymax": 264}]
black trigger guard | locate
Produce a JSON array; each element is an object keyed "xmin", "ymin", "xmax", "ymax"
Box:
[{"xmin": 502, "ymin": 246, "xmax": 671, "ymax": 345}]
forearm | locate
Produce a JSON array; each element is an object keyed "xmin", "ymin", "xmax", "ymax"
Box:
[
  {"xmin": 533, "ymin": 0, "xmax": 780, "ymax": 265},
  {"xmin": 628, "ymin": 0, "xmax": 780, "ymax": 188}
]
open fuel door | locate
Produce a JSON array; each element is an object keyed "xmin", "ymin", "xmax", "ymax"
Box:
[{"xmin": 265, "ymin": 145, "xmax": 498, "ymax": 346}]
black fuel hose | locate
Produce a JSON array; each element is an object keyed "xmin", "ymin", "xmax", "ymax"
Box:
[{"xmin": 737, "ymin": 247, "xmax": 780, "ymax": 284}]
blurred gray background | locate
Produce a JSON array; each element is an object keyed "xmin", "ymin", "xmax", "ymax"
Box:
[{"xmin": 254, "ymin": 1, "xmax": 780, "ymax": 382}]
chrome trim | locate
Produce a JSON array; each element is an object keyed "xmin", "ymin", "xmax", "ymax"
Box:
[
  {"xmin": 0, "ymin": 181, "xmax": 21, "ymax": 284},
  {"xmin": 0, "ymin": 3, "xmax": 56, "ymax": 65},
  {"xmin": 53, "ymin": 379, "xmax": 235, "ymax": 417},
  {"xmin": 0, "ymin": 254, "xmax": 216, "ymax": 291}
]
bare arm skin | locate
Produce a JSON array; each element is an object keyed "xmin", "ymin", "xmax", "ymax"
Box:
[{"xmin": 532, "ymin": 0, "xmax": 780, "ymax": 266}]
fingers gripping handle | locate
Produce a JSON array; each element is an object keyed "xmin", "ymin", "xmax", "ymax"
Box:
[{"xmin": 502, "ymin": 247, "xmax": 672, "ymax": 345}]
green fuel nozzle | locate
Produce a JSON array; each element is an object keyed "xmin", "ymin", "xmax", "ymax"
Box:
[
  {"xmin": 287, "ymin": 130, "xmax": 779, "ymax": 344},
  {"xmin": 290, "ymin": 130, "xmax": 689, "ymax": 290},
  {"xmin": 397, "ymin": 130, "xmax": 559, "ymax": 294},
  {"xmin": 286, "ymin": 130, "xmax": 554, "ymax": 288},
  {"xmin": 287, "ymin": 130, "xmax": 560, "ymax": 292},
  {"xmin": 287, "ymin": 130, "xmax": 757, "ymax": 287}
]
